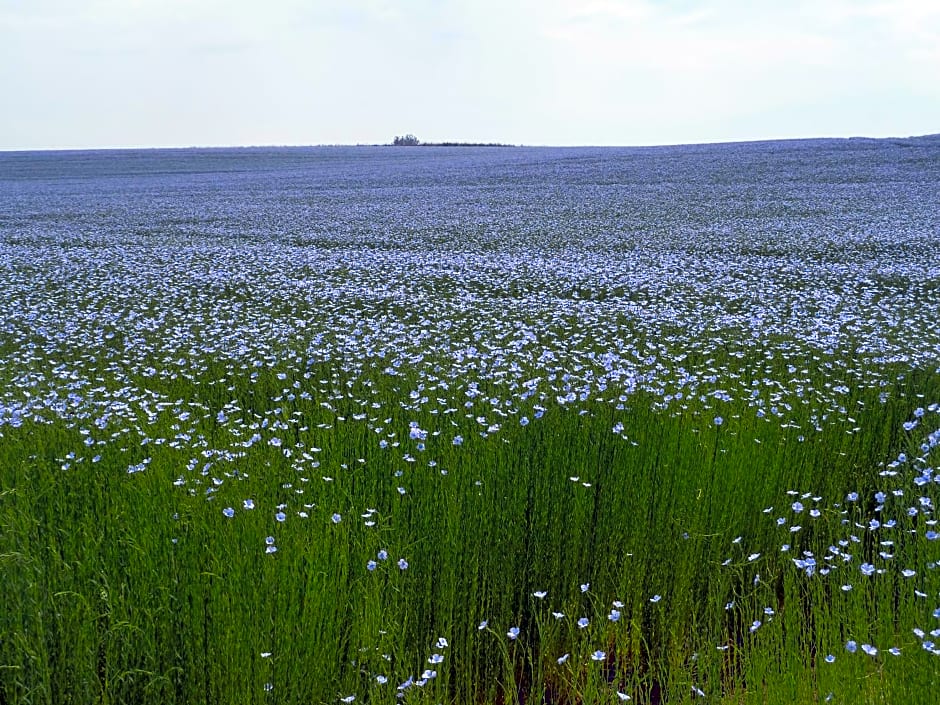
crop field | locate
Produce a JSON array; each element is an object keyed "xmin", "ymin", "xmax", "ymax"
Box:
[{"xmin": 1, "ymin": 138, "xmax": 940, "ymax": 704}]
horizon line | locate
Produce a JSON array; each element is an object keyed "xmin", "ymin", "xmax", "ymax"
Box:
[{"xmin": 2, "ymin": 132, "xmax": 937, "ymax": 154}]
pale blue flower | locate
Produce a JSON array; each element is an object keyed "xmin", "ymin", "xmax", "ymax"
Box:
[
  {"xmin": 222, "ymin": 507, "xmax": 235, "ymax": 518},
  {"xmin": 590, "ymin": 650, "xmax": 605, "ymax": 661},
  {"xmin": 507, "ymin": 627, "xmax": 519, "ymax": 640}
]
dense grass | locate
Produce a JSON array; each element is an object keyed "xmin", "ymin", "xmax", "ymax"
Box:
[{"xmin": 2, "ymin": 355, "xmax": 940, "ymax": 704}]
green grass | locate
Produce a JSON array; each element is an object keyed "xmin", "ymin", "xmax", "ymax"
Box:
[{"xmin": 2, "ymin": 352, "xmax": 940, "ymax": 704}]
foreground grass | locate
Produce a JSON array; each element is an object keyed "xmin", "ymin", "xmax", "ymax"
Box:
[{"xmin": 2, "ymin": 356, "xmax": 939, "ymax": 704}]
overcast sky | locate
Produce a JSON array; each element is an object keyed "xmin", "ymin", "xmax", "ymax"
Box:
[{"xmin": 2, "ymin": 0, "xmax": 938, "ymax": 150}]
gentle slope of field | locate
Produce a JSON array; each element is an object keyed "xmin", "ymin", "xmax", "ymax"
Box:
[{"xmin": 1, "ymin": 138, "xmax": 939, "ymax": 703}]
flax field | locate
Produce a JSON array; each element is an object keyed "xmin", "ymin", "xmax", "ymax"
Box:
[{"xmin": 2, "ymin": 138, "xmax": 940, "ymax": 704}]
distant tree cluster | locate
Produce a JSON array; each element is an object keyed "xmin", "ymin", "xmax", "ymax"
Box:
[
  {"xmin": 392, "ymin": 134, "xmax": 420, "ymax": 146},
  {"xmin": 390, "ymin": 133, "xmax": 515, "ymax": 148}
]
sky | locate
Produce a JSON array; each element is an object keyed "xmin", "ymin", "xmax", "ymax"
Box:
[{"xmin": 1, "ymin": 0, "xmax": 938, "ymax": 150}]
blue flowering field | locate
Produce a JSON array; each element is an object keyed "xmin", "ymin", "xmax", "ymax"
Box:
[{"xmin": 2, "ymin": 138, "xmax": 940, "ymax": 703}]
